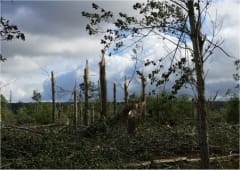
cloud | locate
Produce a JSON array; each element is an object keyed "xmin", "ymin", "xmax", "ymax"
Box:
[
  {"xmin": 2, "ymin": 32, "xmax": 103, "ymax": 58},
  {"xmin": 1, "ymin": 0, "xmax": 239, "ymax": 103}
]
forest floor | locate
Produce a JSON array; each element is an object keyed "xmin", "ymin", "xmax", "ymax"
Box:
[{"xmin": 1, "ymin": 117, "xmax": 239, "ymax": 169}]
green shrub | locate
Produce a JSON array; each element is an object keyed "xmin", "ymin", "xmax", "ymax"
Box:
[
  {"xmin": 1, "ymin": 106, "xmax": 16, "ymax": 124},
  {"xmin": 146, "ymin": 94, "xmax": 193, "ymax": 124},
  {"xmin": 15, "ymin": 106, "xmax": 35, "ymax": 124},
  {"xmin": 34, "ymin": 104, "xmax": 52, "ymax": 124},
  {"xmin": 1, "ymin": 95, "xmax": 16, "ymax": 123},
  {"xmin": 208, "ymin": 111, "xmax": 224, "ymax": 122},
  {"xmin": 172, "ymin": 95, "xmax": 193, "ymax": 119}
]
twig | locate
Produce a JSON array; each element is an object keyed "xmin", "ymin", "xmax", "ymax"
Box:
[{"xmin": 206, "ymin": 39, "xmax": 234, "ymax": 58}]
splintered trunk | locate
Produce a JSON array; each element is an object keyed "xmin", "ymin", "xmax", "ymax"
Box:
[
  {"xmin": 78, "ymin": 96, "xmax": 82, "ymax": 124},
  {"xmin": 99, "ymin": 55, "xmax": 107, "ymax": 120},
  {"xmin": 84, "ymin": 60, "xmax": 89, "ymax": 126},
  {"xmin": 51, "ymin": 71, "xmax": 56, "ymax": 122},
  {"xmin": 187, "ymin": 1, "xmax": 209, "ymax": 168},
  {"xmin": 124, "ymin": 76, "xmax": 128, "ymax": 111},
  {"xmin": 73, "ymin": 84, "xmax": 78, "ymax": 129},
  {"xmin": 113, "ymin": 83, "xmax": 117, "ymax": 115},
  {"xmin": 140, "ymin": 73, "xmax": 147, "ymax": 118}
]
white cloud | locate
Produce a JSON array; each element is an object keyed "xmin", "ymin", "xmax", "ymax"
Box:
[
  {"xmin": 2, "ymin": 55, "xmax": 40, "ymax": 74},
  {"xmin": 2, "ymin": 32, "xmax": 103, "ymax": 58},
  {"xmin": 1, "ymin": 0, "xmax": 239, "ymax": 102}
]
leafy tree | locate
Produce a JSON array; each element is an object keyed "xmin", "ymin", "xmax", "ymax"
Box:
[
  {"xmin": 82, "ymin": 1, "xmax": 233, "ymax": 168},
  {"xmin": 32, "ymin": 90, "xmax": 42, "ymax": 113},
  {"xmin": 32, "ymin": 90, "xmax": 42, "ymax": 102},
  {"xmin": 79, "ymin": 81, "xmax": 99, "ymax": 100},
  {"xmin": 0, "ymin": 17, "xmax": 25, "ymax": 61}
]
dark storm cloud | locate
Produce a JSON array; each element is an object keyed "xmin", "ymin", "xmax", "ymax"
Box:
[
  {"xmin": 1, "ymin": 1, "xmax": 138, "ymax": 58},
  {"xmin": 2, "ymin": 1, "xmax": 92, "ymax": 38},
  {"xmin": 1, "ymin": 1, "xmax": 137, "ymax": 38}
]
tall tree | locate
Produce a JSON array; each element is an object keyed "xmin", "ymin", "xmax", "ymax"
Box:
[{"xmin": 82, "ymin": 1, "xmax": 232, "ymax": 168}]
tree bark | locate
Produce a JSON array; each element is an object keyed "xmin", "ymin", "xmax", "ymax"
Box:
[
  {"xmin": 187, "ymin": 1, "xmax": 209, "ymax": 168},
  {"xmin": 73, "ymin": 83, "xmax": 78, "ymax": 129},
  {"xmin": 113, "ymin": 82, "xmax": 117, "ymax": 115},
  {"xmin": 78, "ymin": 95, "xmax": 82, "ymax": 124},
  {"xmin": 99, "ymin": 55, "xmax": 107, "ymax": 120},
  {"xmin": 51, "ymin": 71, "xmax": 56, "ymax": 123},
  {"xmin": 124, "ymin": 76, "xmax": 128, "ymax": 111},
  {"xmin": 84, "ymin": 60, "xmax": 89, "ymax": 126},
  {"xmin": 140, "ymin": 73, "xmax": 147, "ymax": 118}
]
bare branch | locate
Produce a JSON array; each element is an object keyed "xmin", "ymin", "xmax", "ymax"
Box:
[{"xmin": 206, "ymin": 39, "xmax": 234, "ymax": 58}]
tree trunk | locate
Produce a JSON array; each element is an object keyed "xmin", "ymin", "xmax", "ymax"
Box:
[
  {"xmin": 73, "ymin": 83, "xmax": 78, "ymax": 129},
  {"xmin": 140, "ymin": 73, "xmax": 147, "ymax": 118},
  {"xmin": 78, "ymin": 95, "xmax": 82, "ymax": 124},
  {"xmin": 84, "ymin": 60, "xmax": 89, "ymax": 126},
  {"xmin": 51, "ymin": 71, "xmax": 56, "ymax": 123},
  {"xmin": 99, "ymin": 55, "xmax": 107, "ymax": 120},
  {"xmin": 124, "ymin": 76, "xmax": 128, "ymax": 111},
  {"xmin": 187, "ymin": 1, "xmax": 209, "ymax": 168},
  {"xmin": 113, "ymin": 82, "xmax": 117, "ymax": 115}
]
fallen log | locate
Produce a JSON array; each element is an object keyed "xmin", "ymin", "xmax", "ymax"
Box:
[
  {"xmin": 2, "ymin": 125, "xmax": 44, "ymax": 135},
  {"xmin": 125, "ymin": 154, "xmax": 239, "ymax": 168},
  {"xmin": 125, "ymin": 161, "xmax": 151, "ymax": 168}
]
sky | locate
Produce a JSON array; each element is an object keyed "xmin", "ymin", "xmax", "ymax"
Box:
[{"xmin": 0, "ymin": 0, "xmax": 239, "ymax": 103}]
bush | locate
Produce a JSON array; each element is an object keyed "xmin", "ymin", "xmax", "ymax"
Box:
[
  {"xmin": 1, "ymin": 95, "xmax": 16, "ymax": 123},
  {"xmin": 15, "ymin": 106, "xmax": 35, "ymax": 124},
  {"xmin": 172, "ymin": 95, "xmax": 193, "ymax": 119},
  {"xmin": 1, "ymin": 106, "xmax": 16, "ymax": 124},
  {"xmin": 34, "ymin": 104, "xmax": 52, "ymax": 124},
  {"xmin": 146, "ymin": 94, "xmax": 193, "ymax": 124}
]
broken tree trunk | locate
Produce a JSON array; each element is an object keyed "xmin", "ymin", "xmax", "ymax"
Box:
[
  {"xmin": 99, "ymin": 55, "xmax": 107, "ymax": 120},
  {"xmin": 124, "ymin": 76, "xmax": 129, "ymax": 114},
  {"xmin": 113, "ymin": 82, "xmax": 117, "ymax": 115},
  {"xmin": 51, "ymin": 71, "xmax": 56, "ymax": 123},
  {"xmin": 140, "ymin": 72, "xmax": 147, "ymax": 118},
  {"xmin": 84, "ymin": 60, "xmax": 89, "ymax": 126},
  {"xmin": 73, "ymin": 82, "xmax": 78, "ymax": 129},
  {"xmin": 78, "ymin": 95, "xmax": 82, "ymax": 124}
]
